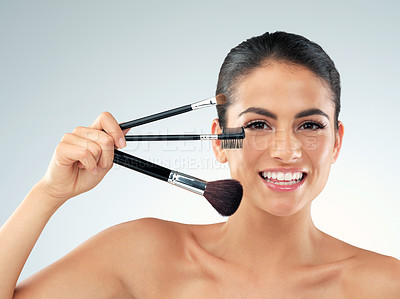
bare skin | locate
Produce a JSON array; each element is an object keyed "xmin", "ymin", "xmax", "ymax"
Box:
[
  {"xmin": 1, "ymin": 63, "xmax": 399, "ymax": 298},
  {"xmin": 13, "ymin": 218, "xmax": 400, "ymax": 298}
]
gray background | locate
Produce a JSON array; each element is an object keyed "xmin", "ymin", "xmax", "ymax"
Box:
[{"xmin": 0, "ymin": 0, "xmax": 399, "ymax": 282}]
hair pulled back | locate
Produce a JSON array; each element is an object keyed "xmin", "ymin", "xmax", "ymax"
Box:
[{"xmin": 216, "ymin": 31, "xmax": 341, "ymax": 131}]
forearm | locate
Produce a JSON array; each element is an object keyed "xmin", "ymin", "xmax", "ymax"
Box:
[{"xmin": 0, "ymin": 182, "xmax": 62, "ymax": 299}]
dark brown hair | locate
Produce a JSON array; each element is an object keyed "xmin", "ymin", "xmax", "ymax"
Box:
[{"xmin": 216, "ymin": 31, "xmax": 341, "ymax": 131}]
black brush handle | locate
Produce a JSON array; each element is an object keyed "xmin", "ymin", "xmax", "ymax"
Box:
[
  {"xmin": 119, "ymin": 105, "xmax": 192, "ymax": 130},
  {"xmin": 125, "ymin": 134, "xmax": 201, "ymax": 141},
  {"xmin": 113, "ymin": 150, "xmax": 171, "ymax": 181}
]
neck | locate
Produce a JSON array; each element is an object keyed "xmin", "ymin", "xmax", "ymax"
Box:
[{"xmin": 214, "ymin": 198, "xmax": 322, "ymax": 273}]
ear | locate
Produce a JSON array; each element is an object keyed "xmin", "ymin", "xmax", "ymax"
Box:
[
  {"xmin": 211, "ymin": 118, "xmax": 228, "ymax": 163},
  {"xmin": 331, "ymin": 121, "xmax": 344, "ymax": 164}
]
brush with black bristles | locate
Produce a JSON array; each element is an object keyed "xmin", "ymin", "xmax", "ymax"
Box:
[
  {"xmin": 119, "ymin": 94, "xmax": 226, "ymax": 130},
  {"xmin": 124, "ymin": 127, "xmax": 245, "ymax": 149},
  {"xmin": 113, "ymin": 150, "xmax": 243, "ymax": 216}
]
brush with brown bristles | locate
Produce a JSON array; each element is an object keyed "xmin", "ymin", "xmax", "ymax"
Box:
[
  {"xmin": 118, "ymin": 94, "xmax": 226, "ymax": 130},
  {"xmin": 113, "ymin": 149, "xmax": 242, "ymax": 216}
]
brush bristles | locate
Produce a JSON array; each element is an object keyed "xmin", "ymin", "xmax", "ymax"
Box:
[
  {"xmin": 221, "ymin": 139, "xmax": 243, "ymax": 149},
  {"xmin": 203, "ymin": 179, "xmax": 243, "ymax": 216},
  {"xmin": 219, "ymin": 127, "xmax": 245, "ymax": 149},
  {"xmin": 215, "ymin": 94, "xmax": 227, "ymax": 105}
]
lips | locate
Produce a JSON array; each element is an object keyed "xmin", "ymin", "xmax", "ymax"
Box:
[{"xmin": 258, "ymin": 170, "xmax": 307, "ymax": 192}]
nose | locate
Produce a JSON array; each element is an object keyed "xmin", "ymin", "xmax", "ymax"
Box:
[{"xmin": 269, "ymin": 129, "xmax": 302, "ymax": 162}]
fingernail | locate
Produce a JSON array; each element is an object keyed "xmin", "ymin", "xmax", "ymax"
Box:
[{"xmin": 118, "ymin": 137, "xmax": 126, "ymax": 148}]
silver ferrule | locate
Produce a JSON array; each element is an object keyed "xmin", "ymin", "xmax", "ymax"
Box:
[
  {"xmin": 200, "ymin": 134, "xmax": 218, "ymax": 140},
  {"xmin": 191, "ymin": 96, "xmax": 217, "ymax": 110},
  {"xmin": 167, "ymin": 171, "xmax": 207, "ymax": 195}
]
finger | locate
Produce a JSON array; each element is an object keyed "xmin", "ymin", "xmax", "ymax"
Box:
[
  {"xmin": 70, "ymin": 128, "xmax": 115, "ymax": 168},
  {"xmin": 89, "ymin": 112, "xmax": 126, "ymax": 149},
  {"xmin": 55, "ymin": 142, "xmax": 98, "ymax": 174},
  {"xmin": 62, "ymin": 132, "xmax": 112, "ymax": 169},
  {"xmin": 122, "ymin": 128, "xmax": 131, "ymax": 135}
]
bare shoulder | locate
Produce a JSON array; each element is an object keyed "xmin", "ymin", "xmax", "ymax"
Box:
[
  {"xmin": 102, "ymin": 216, "xmax": 192, "ymax": 266},
  {"xmin": 317, "ymin": 232, "xmax": 400, "ymax": 298},
  {"xmin": 343, "ymin": 247, "xmax": 400, "ymax": 298},
  {"xmin": 107, "ymin": 218, "xmax": 195, "ymax": 296},
  {"xmin": 109, "ymin": 217, "xmax": 191, "ymax": 252},
  {"xmin": 14, "ymin": 217, "xmax": 191, "ymax": 299}
]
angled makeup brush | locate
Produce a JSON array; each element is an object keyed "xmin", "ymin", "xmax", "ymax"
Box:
[
  {"xmin": 119, "ymin": 94, "xmax": 226, "ymax": 130},
  {"xmin": 124, "ymin": 127, "xmax": 245, "ymax": 149},
  {"xmin": 113, "ymin": 150, "xmax": 242, "ymax": 216}
]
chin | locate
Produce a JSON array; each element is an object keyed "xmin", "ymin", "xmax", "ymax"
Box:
[
  {"xmin": 259, "ymin": 196, "xmax": 308, "ymax": 217},
  {"xmin": 265, "ymin": 206, "xmax": 302, "ymax": 217}
]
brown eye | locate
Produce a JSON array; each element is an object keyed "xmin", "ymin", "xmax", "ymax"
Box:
[
  {"xmin": 244, "ymin": 120, "xmax": 271, "ymax": 130},
  {"xmin": 299, "ymin": 121, "xmax": 326, "ymax": 130}
]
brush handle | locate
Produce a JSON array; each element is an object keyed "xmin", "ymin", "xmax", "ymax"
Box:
[
  {"xmin": 119, "ymin": 105, "xmax": 192, "ymax": 130},
  {"xmin": 124, "ymin": 129, "xmax": 245, "ymax": 142},
  {"xmin": 113, "ymin": 150, "xmax": 207, "ymax": 195},
  {"xmin": 125, "ymin": 134, "xmax": 202, "ymax": 141},
  {"xmin": 113, "ymin": 150, "xmax": 171, "ymax": 181}
]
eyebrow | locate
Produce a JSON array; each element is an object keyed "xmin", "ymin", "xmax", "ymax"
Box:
[{"xmin": 238, "ymin": 107, "xmax": 330, "ymax": 120}]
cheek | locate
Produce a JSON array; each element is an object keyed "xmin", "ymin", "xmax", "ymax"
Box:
[
  {"xmin": 225, "ymin": 147, "xmax": 260, "ymax": 180},
  {"xmin": 244, "ymin": 132, "xmax": 270, "ymax": 151},
  {"xmin": 304, "ymin": 134, "xmax": 334, "ymax": 174}
]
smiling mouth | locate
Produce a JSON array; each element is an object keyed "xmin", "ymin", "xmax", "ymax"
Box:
[{"xmin": 258, "ymin": 171, "xmax": 307, "ymax": 186}]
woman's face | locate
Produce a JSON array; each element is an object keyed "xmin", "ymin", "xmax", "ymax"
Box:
[{"xmin": 213, "ymin": 62, "xmax": 344, "ymax": 217}]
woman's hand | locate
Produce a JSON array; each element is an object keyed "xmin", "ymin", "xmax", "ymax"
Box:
[{"xmin": 38, "ymin": 112, "xmax": 130, "ymax": 206}]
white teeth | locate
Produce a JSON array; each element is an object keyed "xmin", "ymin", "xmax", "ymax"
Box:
[
  {"xmin": 284, "ymin": 173, "xmax": 292, "ymax": 181},
  {"xmin": 267, "ymin": 180, "xmax": 299, "ymax": 186},
  {"xmin": 261, "ymin": 171, "xmax": 304, "ymax": 181}
]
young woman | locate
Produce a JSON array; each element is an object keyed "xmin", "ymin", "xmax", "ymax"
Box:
[{"xmin": 1, "ymin": 31, "xmax": 399, "ymax": 298}]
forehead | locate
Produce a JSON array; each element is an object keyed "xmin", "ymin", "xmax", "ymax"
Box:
[{"xmin": 231, "ymin": 63, "xmax": 334, "ymax": 117}]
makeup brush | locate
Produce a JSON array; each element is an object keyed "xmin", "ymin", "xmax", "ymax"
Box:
[
  {"xmin": 113, "ymin": 150, "xmax": 242, "ymax": 216},
  {"xmin": 119, "ymin": 94, "xmax": 226, "ymax": 130},
  {"xmin": 124, "ymin": 127, "xmax": 245, "ymax": 149}
]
